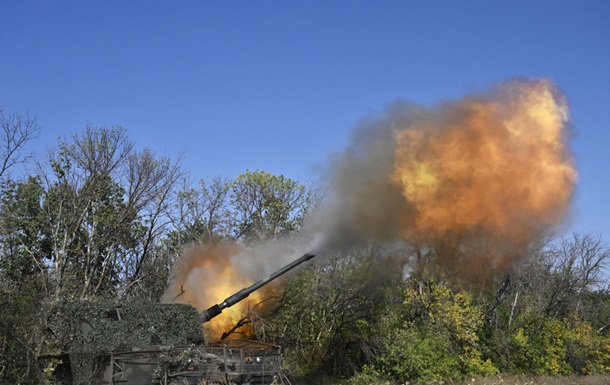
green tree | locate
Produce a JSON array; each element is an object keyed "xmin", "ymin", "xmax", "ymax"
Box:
[
  {"xmin": 370, "ymin": 279, "xmax": 497, "ymax": 383},
  {"xmin": 160, "ymin": 171, "xmax": 313, "ymax": 265},
  {"xmin": 261, "ymin": 248, "xmax": 401, "ymax": 381},
  {"xmin": 166, "ymin": 176, "xmax": 232, "ymax": 247},
  {"xmin": 0, "ymin": 125, "xmax": 183, "ymax": 383},
  {"xmin": 0, "ymin": 104, "xmax": 43, "ymax": 384},
  {"xmin": 230, "ymin": 170, "xmax": 313, "ymax": 243},
  {"xmin": 481, "ymin": 233, "xmax": 610, "ymax": 374},
  {"xmin": 0, "ymin": 177, "xmax": 49, "ymax": 385},
  {"xmin": 37, "ymin": 126, "xmax": 183, "ymax": 299}
]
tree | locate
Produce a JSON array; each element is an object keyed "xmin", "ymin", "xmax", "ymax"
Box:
[
  {"xmin": 37, "ymin": 125, "xmax": 183, "ymax": 299},
  {"xmin": 166, "ymin": 176, "xmax": 232, "ymax": 248},
  {"xmin": 543, "ymin": 233, "xmax": 610, "ymax": 321},
  {"xmin": 480, "ymin": 233, "xmax": 610, "ymax": 374},
  {"xmin": 0, "ymin": 124, "xmax": 186, "ymax": 383},
  {"xmin": 230, "ymin": 170, "xmax": 313, "ymax": 243},
  {"xmin": 0, "ymin": 104, "xmax": 42, "ymax": 384},
  {"xmin": 369, "ymin": 278, "xmax": 497, "ymax": 383},
  {"xmin": 0, "ymin": 177, "xmax": 49, "ymax": 385},
  {"xmin": 260, "ymin": 248, "xmax": 402, "ymax": 380},
  {"xmin": 141, "ymin": 177, "xmax": 232, "ymax": 301},
  {"xmin": 162, "ymin": 171, "xmax": 313, "ymax": 250},
  {"xmin": 489, "ymin": 233, "xmax": 610, "ymax": 333},
  {"xmin": 0, "ymin": 104, "xmax": 41, "ymax": 179}
]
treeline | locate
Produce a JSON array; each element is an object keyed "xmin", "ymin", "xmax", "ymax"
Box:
[
  {"xmin": 0, "ymin": 105, "xmax": 609, "ymax": 384},
  {"xmin": 263, "ymin": 237, "xmax": 610, "ymax": 384}
]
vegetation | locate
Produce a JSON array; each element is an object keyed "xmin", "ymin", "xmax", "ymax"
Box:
[{"xmin": 0, "ymin": 105, "xmax": 609, "ymax": 385}]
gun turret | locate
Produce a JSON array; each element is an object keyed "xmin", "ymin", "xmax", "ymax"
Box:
[{"xmin": 201, "ymin": 252, "xmax": 316, "ymax": 322}]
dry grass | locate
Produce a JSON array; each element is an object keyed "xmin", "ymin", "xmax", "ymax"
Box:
[
  {"xmin": 324, "ymin": 374, "xmax": 610, "ymax": 385},
  {"xmin": 302, "ymin": 375, "xmax": 610, "ymax": 385},
  {"xmin": 452, "ymin": 374, "xmax": 610, "ymax": 385}
]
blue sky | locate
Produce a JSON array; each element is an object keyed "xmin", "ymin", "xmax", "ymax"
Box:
[{"xmin": 1, "ymin": 1, "xmax": 609, "ymax": 243}]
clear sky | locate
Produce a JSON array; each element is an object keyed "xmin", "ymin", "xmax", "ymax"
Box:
[{"xmin": 1, "ymin": 1, "xmax": 609, "ymax": 243}]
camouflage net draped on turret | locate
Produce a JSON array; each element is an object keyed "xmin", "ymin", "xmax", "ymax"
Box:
[{"xmin": 42, "ymin": 300, "xmax": 204, "ymax": 385}]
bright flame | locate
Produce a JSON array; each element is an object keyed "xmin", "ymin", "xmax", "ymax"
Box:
[{"xmin": 162, "ymin": 242, "xmax": 269, "ymax": 340}]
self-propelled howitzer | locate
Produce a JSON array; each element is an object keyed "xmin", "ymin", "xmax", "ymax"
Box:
[{"xmin": 40, "ymin": 252, "xmax": 317, "ymax": 385}]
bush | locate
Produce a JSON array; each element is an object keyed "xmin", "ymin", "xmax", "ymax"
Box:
[{"xmin": 368, "ymin": 279, "xmax": 498, "ymax": 383}]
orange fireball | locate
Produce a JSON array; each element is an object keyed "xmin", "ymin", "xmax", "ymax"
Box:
[{"xmin": 162, "ymin": 242, "xmax": 269, "ymax": 340}]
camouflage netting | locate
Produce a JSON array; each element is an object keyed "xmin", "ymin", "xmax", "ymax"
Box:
[{"xmin": 42, "ymin": 300, "xmax": 204, "ymax": 385}]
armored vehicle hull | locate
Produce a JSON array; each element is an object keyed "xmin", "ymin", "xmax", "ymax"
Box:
[{"xmin": 97, "ymin": 339, "xmax": 281, "ymax": 385}]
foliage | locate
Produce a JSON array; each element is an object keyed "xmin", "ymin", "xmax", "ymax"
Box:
[
  {"xmin": 0, "ymin": 105, "xmax": 45, "ymax": 384},
  {"xmin": 39, "ymin": 126, "xmax": 184, "ymax": 300},
  {"xmin": 370, "ymin": 279, "xmax": 498, "ymax": 383},
  {"xmin": 161, "ymin": 170, "xmax": 314, "ymax": 270},
  {"xmin": 452, "ymin": 374, "xmax": 610, "ymax": 385},
  {"xmin": 0, "ymin": 271, "xmax": 45, "ymax": 385},
  {"xmin": 481, "ymin": 233, "xmax": 610, "ymax": 378},
  {"xmin": 165, "ymin": 176, "xmax": 232, "ymax": 249},
  {"xmin": 564, "ymin": 316, "xmax": 610, "ymax": 374},
  {"xmin": 504, "ymin": 316, "xmax": 610, "ymax": 376},
  {"xmin": 230, "ymin": 170, "xmax": 313, "ymax": 242},
  {"xmin": 260, "ymin": 249, "xmax": 401, "ymax": 380}
]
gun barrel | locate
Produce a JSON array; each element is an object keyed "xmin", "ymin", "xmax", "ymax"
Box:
[{"xmin": 201, "ymin": 252, "xmax": 316, "ymax": 322}]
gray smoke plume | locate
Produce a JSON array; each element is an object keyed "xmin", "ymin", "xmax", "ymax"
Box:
[{"xmin": 301, "ymin": 79, "xmax": 576, "ymax": 283}]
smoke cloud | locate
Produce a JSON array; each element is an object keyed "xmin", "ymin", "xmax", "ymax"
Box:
[
  {"xmin": 307, "ymin": 78, "xmax": 577, "ymax": 282},
  {"xmin": 165, "ymin": 78, "xmax": 578, "ymax": 329}
]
